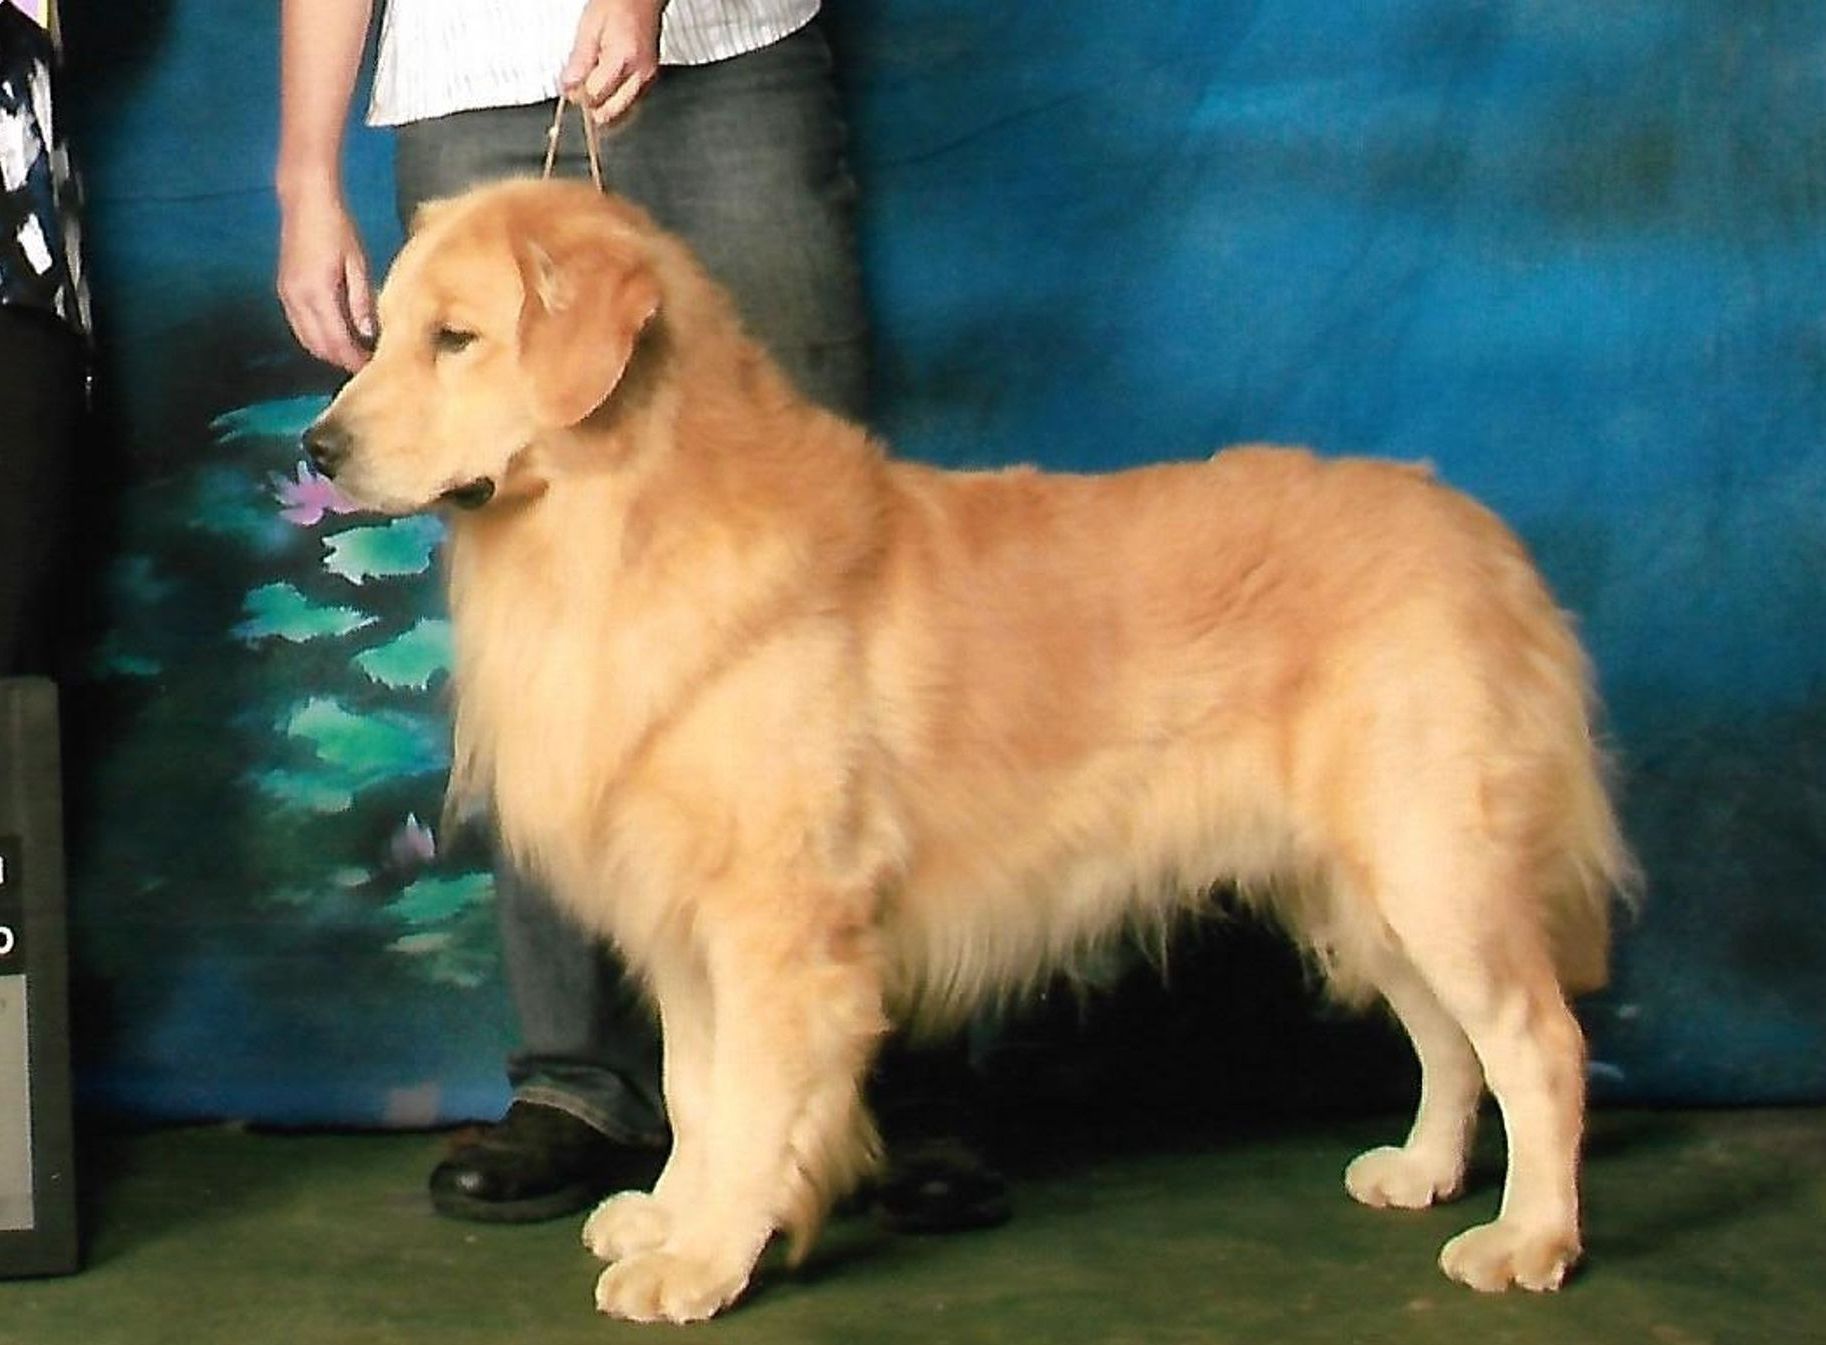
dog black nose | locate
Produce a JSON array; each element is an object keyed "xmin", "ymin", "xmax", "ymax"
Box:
[{"xmin": 303, "ymin": 419, "xmax": 353, "ymax": 478}]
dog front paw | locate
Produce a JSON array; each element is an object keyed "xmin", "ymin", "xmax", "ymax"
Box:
[
  {"xmin": 1439, "ymin": 1218, "xmax": 1580, "ymax": 1293},
  {"xmin": 582, "ymin": 1192, "xmax": 672, "ymax": 1262},
  {"xmin": 1344, "ymin": 1144, "xmax": 1465, "ymax": 1210},
  {"xmin": 593, "ymin": 1250, "xmax": 751, "ymax": 1323}
]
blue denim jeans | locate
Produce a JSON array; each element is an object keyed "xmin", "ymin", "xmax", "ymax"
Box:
[{"xmin": 393, "ymin": 21, "xmax": 869, "ymax": 1145}]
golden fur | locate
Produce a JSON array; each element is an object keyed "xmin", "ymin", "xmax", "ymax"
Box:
[{"xmin": 309, "ymin": 178, "xmax": 1635, "ymax": 1323}]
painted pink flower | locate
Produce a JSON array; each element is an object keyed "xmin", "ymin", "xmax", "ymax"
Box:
[
  {"xmin": 273, "ymin": 459, "xmax": 360, "ymax": 527},
  {"xmin": 389, "ymin": 813, "xmax": 438, "ymax": 870}
]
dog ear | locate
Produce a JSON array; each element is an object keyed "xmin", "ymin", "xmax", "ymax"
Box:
[{"xmin": 516, "ymin": 233, "xmax": 662, "ymax": 429}]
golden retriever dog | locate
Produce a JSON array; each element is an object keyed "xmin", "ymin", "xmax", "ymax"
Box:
[{"xmin": 305, "ymin": 178, "xmax": 1634, "ymax": 1323}]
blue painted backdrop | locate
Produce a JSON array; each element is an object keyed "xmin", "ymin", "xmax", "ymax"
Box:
[{"xmin": 61, "ymin": 0, "xmax": 1826, "ymax": 1124}]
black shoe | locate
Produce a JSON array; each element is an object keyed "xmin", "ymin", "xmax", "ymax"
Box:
[
  {"xmin": 875, "ymin": 1133, "xmax": 1012, "ymax": 1235},
  {"xmin": 873, "ymin": 1094, "xmax": 1012, "ymax": 1235},
  {"xmin": 428, "ymin": 1101, "xmax": 666, "ymax": 1224}
]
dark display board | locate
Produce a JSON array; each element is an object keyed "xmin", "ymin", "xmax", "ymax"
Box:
[{"xmin": 0, "ymin": 679, "xmax": 78, "ymax": 1277}]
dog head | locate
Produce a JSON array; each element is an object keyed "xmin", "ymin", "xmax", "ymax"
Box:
[{"xmin": 303, "ymin": 179, "xmax": 663, "ymax": 514}]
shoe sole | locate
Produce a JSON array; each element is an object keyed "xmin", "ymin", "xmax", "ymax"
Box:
[{"xmin": 429, "ymin": 1180, "xmax": 602, "ymax": 1225}]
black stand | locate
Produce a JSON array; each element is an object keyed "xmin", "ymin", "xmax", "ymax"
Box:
[{"xmin": 0, "ymin": 676, "xmax": 78, "ymax": 1276}]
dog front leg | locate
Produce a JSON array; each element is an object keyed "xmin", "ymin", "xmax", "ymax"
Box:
[
  {"xmin": 583, "ymin": 959, "xmax": 714, "ymax": 1264},
  {"xmin": 592, "ymin": 904, "xmax": 885, "ymax": 1323}
]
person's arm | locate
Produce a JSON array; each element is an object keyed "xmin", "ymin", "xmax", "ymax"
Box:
[
  {"xmin": 562, "ymin": 0, "xmax": 666, "ymax": 126},
  {"xmin": 275, "ymin": 0, "xmax": 377, "ymax": 373}
]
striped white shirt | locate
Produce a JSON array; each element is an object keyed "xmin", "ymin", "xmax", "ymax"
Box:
[{"xmin": 367, "ymin": 0, "xmax": 820, "ymax": 128}]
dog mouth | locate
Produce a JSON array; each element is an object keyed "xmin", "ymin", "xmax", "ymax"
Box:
[{"xmin": 439, "ymin": 478, "xmax": 497, "ymax": 510}]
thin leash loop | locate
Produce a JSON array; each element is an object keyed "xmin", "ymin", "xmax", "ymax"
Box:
[{"xmin": 542, "ymin": 93, "xmax": 604, "ymax": 189}]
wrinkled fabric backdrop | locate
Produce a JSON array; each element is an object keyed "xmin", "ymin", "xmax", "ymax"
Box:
[{"xmin": 57, "ymin": 0, "xmax": 1825, "ymax": 1125}]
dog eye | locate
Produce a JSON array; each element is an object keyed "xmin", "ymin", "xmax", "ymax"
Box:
[{"xmin": 432, "ymin": 325, "xmax": 478, "ymax": 355}]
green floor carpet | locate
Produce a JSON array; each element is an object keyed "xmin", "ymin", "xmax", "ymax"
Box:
[{"xmin": 2, "ymin": 1108, "xmax": 1820, "ymax": 1344}]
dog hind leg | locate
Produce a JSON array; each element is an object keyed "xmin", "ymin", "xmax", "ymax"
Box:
[
  {"xmin": 1369, "ymin": 855, "xmax": 1590, "ymax": 1293},
  {"xmin": 1345, "ymin": 945, "xmax": 1485, "ymax": 1210}
]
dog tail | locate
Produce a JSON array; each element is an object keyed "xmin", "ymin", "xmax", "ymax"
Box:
[
  {"xmin": 1532, "ymin": 611, "xmax": 1641, "ymax": 998},
  {"xmin": 1546, "ymin": 734, "xmax": 1638, "ymax": 998}
]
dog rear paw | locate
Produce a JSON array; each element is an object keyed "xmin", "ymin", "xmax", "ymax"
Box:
[
  {"xmin": 1439, "ymin": 1218, "xmax": 1579, "ymax": 1293},
  {"xmin": 582, "ymin": 1192, "xmax": 672, "ymax": 1262},
  {"xmin": 1344, "ymin": 1144, "xmax": 1464, "ymax": 1209}
]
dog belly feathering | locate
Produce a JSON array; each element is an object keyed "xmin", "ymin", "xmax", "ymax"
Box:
[{"xmin": 860, "ymin": 447, "xmax": 1619, "ymax": 1027}]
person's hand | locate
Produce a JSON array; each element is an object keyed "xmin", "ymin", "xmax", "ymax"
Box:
[
  {"xmin": 561, "ymin": 0, "xmax": 665, "ymax": 126},
  {"xmin": 277, "ymin": 183, "xmax": 376, "ymax": 373}
]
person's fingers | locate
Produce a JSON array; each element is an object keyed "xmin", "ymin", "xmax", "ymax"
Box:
[
  {"xmin": 344, "ymin": 251, "xmax": 377, "ymax": 349},
  {"xmin": 560, "ymin": 9, "xmax": 603, "ymax": 90},
  {"xmin": 282, "ymin": 273, "xmax": 367, "ymax": 373},
  {"xmin": 590, "ymin": 66, "xmax": 653, "ymax": 125},
  {"xmin": 561, "ymin": 1, "xmax": 660, "ymax": 123},
  {"xmin": 324, "ymin": 313, "xmax": 370, "ymax": 372},
  {"xmin": 581, "ymin": 50, "xmax": 632, "ymax": 108},
  {"xmin": 277, "ymin": 196, "xmax": 373, "ymax": 372},
  {"xmin": 277, "ymin": 283, "xmax": 310, "ymax": 355},
  {"xmin": 309, "ymin": 297, "xmax": 368, "ymax": 372},
  {"xmin": 278, "ymin": 273, "xmax": 331, "ymax": 366}
]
